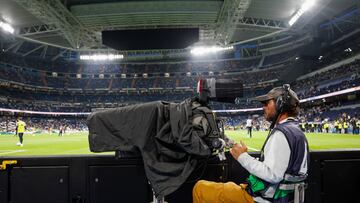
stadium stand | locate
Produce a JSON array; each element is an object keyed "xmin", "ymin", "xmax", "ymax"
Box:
[{"xmin": 0, "ymin": 57, "xmax": 359, "ymax": 112}]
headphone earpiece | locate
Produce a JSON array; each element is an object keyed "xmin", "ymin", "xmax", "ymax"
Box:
[
  {"xmin": 269, "ymin": 84, "xmax": 293, "ymax": 130},
  {"xmin": 275, "ymin": 96, "xmax": 284, "ymax": 112},
  {"xmin": 276, "ymin": 84, "xmax": 291, "ymax": 113}
]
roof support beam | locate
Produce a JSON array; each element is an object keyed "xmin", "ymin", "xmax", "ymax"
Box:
[
  {"xmin": 4, "ymin": 41, "xmax": 21, "ymax": 52},
  {"xmin": 40, "ymin": 45, "xmax": 48, "ymax": 58},
  {"xmin": 237, "ymin": 17, "xmax": 287, "ymax": 30},
  {"xmin": 16, "ymin": 34, "xmax": 75, "ymax": 51},
  {"xmin": 332, "ymin": 21, "xmax": 344, "ymax": 33},
  {"xmin": 230, "ymin": 29, "xmax": 288, "ymax": 46},
  {"xmin": 22, "ymin": 45, "xmax": 46, "ymax": 56},
  {"xmin": 13, "ymin": 0, "xmax": 101, "ymax": 49},
  {"xmin": 215, "ymin": 0, "xmax": 252, "ymax": 45},
  {"xmin": 199, "ymin": 25, "xmax": 216, "ymax": 43},
  {"xmin": 12, "ymin": 41, "xmax": 24, "ymax": 53},
  {"xmin": 20, "ymin": 24, "xmax": 60, "ymax": 37},
  {"xmin": 52, "ymin": 49, "xmax": 68, "ymax": 61}
]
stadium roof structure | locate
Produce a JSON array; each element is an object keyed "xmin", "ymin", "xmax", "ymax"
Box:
[{"xmin": 0, "ymin": 0, "xmax": 358, "ymax": 61}]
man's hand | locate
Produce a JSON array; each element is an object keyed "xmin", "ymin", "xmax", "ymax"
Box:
[{"xmin": 230, "ymin": 140, "xmax": 248, "ymax": 160}]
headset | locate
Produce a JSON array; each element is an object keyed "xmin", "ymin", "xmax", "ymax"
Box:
[
  {"xmin": 270, "ymin": 84, "xmax": 292, "ymax": 130},
  {"xmin": 275, "ymin": 84, "xmax": 291, "ymax": 114}
]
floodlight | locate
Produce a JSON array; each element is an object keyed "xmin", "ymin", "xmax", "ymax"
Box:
[
  {"xmin": 0, "ymin": 21, "xmax": 15, "ymax": 34},
  {"xmin": 301, "ymin": 0, "xmax": 315, "ymax": 12},
  {"xmin": 288, "ymin": 0, "xmax": 316, "ymax": 26},
  {"xmin": 80, "ymin": 54, "xmax": 124, "ymax": 61},
  {"xmin": 190, "ymin": 46, "xmax": 233, "ymax": 56}
]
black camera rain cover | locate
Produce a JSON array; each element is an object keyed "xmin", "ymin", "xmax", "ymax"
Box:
[{"xmin": 87, "ymin": 99, "xmax": 212, "ymax": 197}]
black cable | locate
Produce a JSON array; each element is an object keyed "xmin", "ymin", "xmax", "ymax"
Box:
[{"xmin": 260, "ymin": 106, "xmax": 281, "ymax": 156}]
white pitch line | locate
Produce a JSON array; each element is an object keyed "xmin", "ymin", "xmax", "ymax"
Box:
[
  {"xmin": 0, "ymin": 150, "xmax": 26, "ymax": 155},
  {"xmin": 248, "ymin": 147, "xmax": 260, "ymax": 151}
]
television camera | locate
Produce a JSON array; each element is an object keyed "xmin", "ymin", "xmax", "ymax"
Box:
[
  {"xmin": 87, "ymin": 78, "xmax": 243, "ymax": 197},
  {"xmin": 195, "ymin": 78, "xmax": 243, "ymax": 160}
]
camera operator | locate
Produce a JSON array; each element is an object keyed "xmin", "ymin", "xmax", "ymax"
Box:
[{"xmin": 193, "ymin": 86, "xmax": 309, "ymax": 203}]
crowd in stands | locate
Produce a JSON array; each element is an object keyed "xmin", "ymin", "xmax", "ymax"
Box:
[
  {"xmin": 1, "ymin": 52, "xmax": 358, "ymax": 97},
  {"xmin": 0, "ymin": 57, "xmax": 359, "ymax": 113},
  {"xmin": 297, "ymin": 77, "xmax": 360, "ymax": 100},
  {"xmin": 294, "ymin": 59, "xmax": 360, "ymax": 99},
  {"xmin": 0, "ymin": 60, "xmax": 290, "ymax": 89},
  {"xmin": 0, "ymin": 41, "xmax": 358, "ymax": 93},
  {"xmin": 0, "ymin": 58, "xmax": 359, "ymax": 135},
  {"xmin": 0, "ymin": 88, "xmax": 195, "ymax": 107}
]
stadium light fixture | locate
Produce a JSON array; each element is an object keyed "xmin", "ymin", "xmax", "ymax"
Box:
[
  {"xmin": 80, "ymin": 54, "xmax": 124, "ymax": 61},
  {"xmin": 0, "ymin": 20, "xmax": 15, "ymax": 34},
  {"xmin": 190, "ymin": 46, "xmax": 233, "ymax": 56},
  {"xmin": 288, "ymin": 0, "xmax": 315, "ymax": 26}
]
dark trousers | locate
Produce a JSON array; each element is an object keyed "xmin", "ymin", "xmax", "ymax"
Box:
[
  {"xmin": 18, "ymin": 133, "xmax": 23, "ymax": 144},
  {"xmin": 354, "ymin": 128, "xmax": 359, "ymax": 134},
  {"xmin": 247, "ymin": 127, "xmax": 252, "ymax": 138}
]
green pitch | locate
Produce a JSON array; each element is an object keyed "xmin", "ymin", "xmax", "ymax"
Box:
[
  {"xmin": 0, "ymin": 132, "xmax": 113, "ymax": 156},
  {"xmin": 0, "ymin": 130, "xmax": 360, "ymax": 156}
]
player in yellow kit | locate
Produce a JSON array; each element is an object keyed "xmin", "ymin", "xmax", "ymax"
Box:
[{"xmin": 16, "ymin": 118, "xmax": 26, "ymax": 147}]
